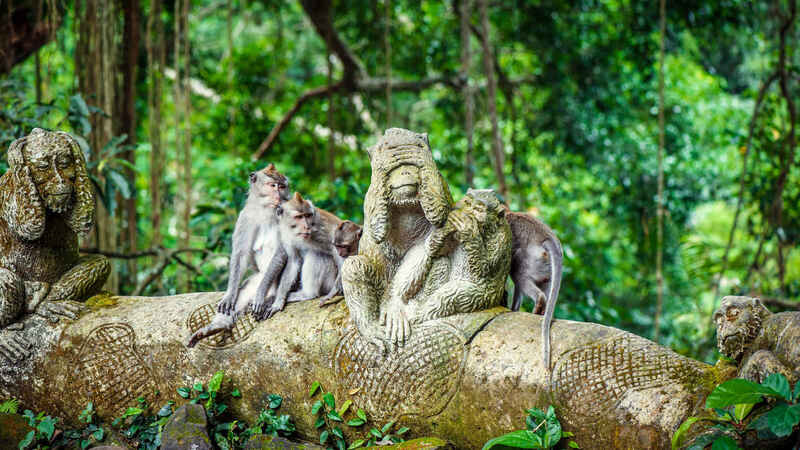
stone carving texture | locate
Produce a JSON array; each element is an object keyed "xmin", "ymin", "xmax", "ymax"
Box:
[
  {"xmin": 0, "ymin": 128, "xmax": 110, "ymax": 362},
  {"xmin": 187, "ymin": 303, "xmax": 256, "ymax": 349},
  {"xmin": 334, "ymin": 321, "xmax": 467, "ymax": 420},
  {"xmin": 71, "ymin": 323, "xmax": 158, "ymax": 416},
  {"xmin": 342, "ymin": 128, "xmax": 511, "ymax": 348},
  {"xmin": 714, "ymin": 296, "xmax": 800, "ymax": 384},
  {"xmin": 550, "ymin": 333, "xmax": 706, "ymax": 423}
]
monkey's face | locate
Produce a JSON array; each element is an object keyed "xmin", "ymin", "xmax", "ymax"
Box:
[
  {"xmin": 714, "ymin": 296, "xmax": 766, "ymax": 360},
  {"xmin": 387, "ymin": 164, "xmax": 421, "ymax": 205},
  {"xmin": 281, "ymin": 195, "xmax": 316, "ymax": 242},
  {"xmin": 249, "ymin": 171, "xmax": 288, "ymax": 208},
  {"xmin": 334, "ymin": 222, "xmax": 362, "ymax": 257},
  {"xmin": 24, "ymin": 141, "xmax": 77, "ymax": 213}
]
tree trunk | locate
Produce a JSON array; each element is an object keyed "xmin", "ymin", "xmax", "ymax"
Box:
[
  {"xmin": 653, "ymin": 0, "xmax": 666, "ymax": 343},
  {"xmin": 0, "ymin": 0, "xmax": 62, "ymax": 75},
  {"xmin": 477, "ymin": 0, "xmax": 508, "ymax": 201},
  {"xmin": 0, "ymin": 293, "xmax": 724, "ymax": 450},
  {"xmin": 459, "ymin": 0, "xmax": 475, "ymax": 188},
  {"xmin": 147, "ymin": 0, "xmax": 165, "ymax": 251}
]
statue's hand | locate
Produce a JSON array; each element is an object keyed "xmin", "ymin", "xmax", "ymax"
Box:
[
  {"xmin": 35, "ymin": 300, "xmax": 84, "ymax": 323},
  {"xmin": 0, "ymin": 333, "xmax": 31, "ymax": 363},
  {"xmin": 24, "ymin": 281, "xmax": 51, "ymax": 312},
  {"xmin": 450, "ymin": 209, "xmax": 480, "ymax": 242},
  {"xmin": 380, "ymin": 302, "xmax": 411, "ymax": 347}
]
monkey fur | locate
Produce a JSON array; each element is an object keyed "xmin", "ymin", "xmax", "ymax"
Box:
[
  {"xmin": 319, "ymin": 220, "xmax": 363, "ymax": 305},
  {"xmin": 187, "ymin": 164, "xmax": 288, "ymax": 348},
  {"xmin": 507, "ymin": 211, "xmax": 563, "ymax": 371}
]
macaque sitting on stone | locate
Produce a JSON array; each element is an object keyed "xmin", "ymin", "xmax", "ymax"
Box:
[
  {"xmin": 714, "ymin": 296, "xmax": 800, "ymax": 384},
  {"xmin": 252, "ymin": 192, "xmax": 339, "ymax": 320},
  {"xmin": 187, "ymin": 164, "xmax": 289, "ymax": 348},
  {"xmin": 0, "ymin": 129, "xmax": 110, "ymax": 362},
  {"xmin": 319, "ymin": 220, "xmax": 363, "ymax": 305}
]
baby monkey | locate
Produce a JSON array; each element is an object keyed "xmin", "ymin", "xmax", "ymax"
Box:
[
  {"xmin": 187, "ymin": 164, "xmax": 288, "ymax": 348},
  {"xmin": 507, "ymin": 211, "xmax": 564, "ymax": 371},
  {"xmin": 319, "ymin": 220, "xmax": 363, "ymax": 305}
]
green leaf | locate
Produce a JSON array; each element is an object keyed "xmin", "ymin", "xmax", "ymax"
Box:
[
  {"xmin": 327, "ymin": 411, "xmax": 343, "ymax": 422},
  {"xmin": 335, "ymin": 437, "xmax": 346, "ymax": 450},
  {"xmin": 315, "ymin": 417, "xmax": 326, "ymax": 429},
  {"xmin": 268, "ymin": 394, "xmax": 283, "ymax": 409},
  {"xmin": 312, "ymin": 400, "xmax": 323, "ymax": 415},
  {"xmin": 310, "ymin": 381, "xmax": 321, "ymax": 397},
  {"xmin": 208, "ymin": 371, "xmax": 224, "ymax": 393},
  {"xmin": 178, "ymin": 387, "xmax": 191, "ymax": 398},
  {"xmin": 332, "ymin": 426, "xmax": 344, "ymax": 439},
  {"xmin": 157, "ymin": 404, "xmax": 173, "ymax": 417},
  {"xmin": 568, "ymin": 441, "xmax": 580, "ymax": 449},
  {"xmin": 733, "ymin": 403, "xmax": 754, "ymax": 422},
  {"xmin": 710, "ymin": 435, "xmax": 740, "ymax": 450},
  {"xmin": 18, "ymin": 430, "xmax": 35, "ymax": 450},
  {"xmin": 232, "ymin": 389, "xmax": 241, "ymax": 398},
  {"xmin": 347, "ymin": 418, "xmax": 366, "ymax": 427},
  {"xmin": 338, "ymin": 399, "xmax": 352, "ymax": 416},
  {"xmin": 482, "ymin": 430, "xmax": 542, "ymax": 449},
  {"xmin": 761, "ymin": 373, "xmax": 791, "ymax": 400},
  {"xmin": 320, "ymin": 430, "xmax": 330, "ymax": 444},
  {"xmin": 348, "ymin": 439, "xmax": 366, "ymax": 449},
  {"xmin": 765, "ymin": 403, "xmax": 800, "ymax": 437},
  {"xmin": 92, "ymin": 427, "xmax": 105, "ymax": 441},
  {"xmin": 37, "ymin": 416, "xmax": 56, "ymax": 439},
  {"xmin": 672, "ymin": 416, "xmax": 701, "ymax": 450},
  {"xmin": 122, "ymin": 407, "xmax": 144, "ymax": 418},
  {"xmin": 193, "ymin": 382, "xmax": 204, "ymax": 392},
  {"xmin": 381, "ymin": 421, "xmax": 395, "ymax": 434},
  {"xmin": 107, "ymin": 170, "xmax": 132, "ymax": 199},
  {"xmin": 705, "ymin": 379, "xmax": 777, "ymax": 409},
  {"xmin": 370, "ymin": 428, "xmax": 382, "ymax": 438},
  {"xmin": 357, "ymin": 409, "xmax": 367, "ymax": 421},
  {"xmin": 323, "ymin": 392, "xmax": 335, "ymax": 409},
  {"xmin": 396, "ymin": 426, "xmax": 410, "ymax": 435},
  {"xmin": 0, "ymin": 399, "xmax": 19, "ymax": 414}
]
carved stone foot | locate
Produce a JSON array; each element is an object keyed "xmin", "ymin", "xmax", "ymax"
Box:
[
  {"xmin": 0, "ymin": 332, "xmax": 31, "ymax": 363},
  {"xmin": 35, "ymin": 300, "xmax": 84, "ymax": 323}
]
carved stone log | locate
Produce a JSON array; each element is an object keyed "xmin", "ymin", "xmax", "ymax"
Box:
[{"xmin": 0, "ymin": 292, "xmax": 726, "ymax": 449}]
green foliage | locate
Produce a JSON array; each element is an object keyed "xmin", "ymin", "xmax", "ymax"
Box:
[
  {"xmin": 309, "ymin": 381, "xmax": 408, "ymax": 450},
  {"xmin": 673, "ymin": 374, "xmax": 800, "ymax": 449},
  {"xmin": 482, "ymin": 406, "xmax": 578, "ymax": 450},
  {"xmin": 111, "ymin": 397, "xmax": 172, "ymax": 450},
  {"xmin": 18, "ymin": 410, "xmax": 58, "ymax": 450},
  {"xmin": 0, "ymin": 398, "xmax": 19, "ymax": 414}
]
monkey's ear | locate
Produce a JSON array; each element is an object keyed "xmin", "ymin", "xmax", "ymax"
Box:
[
  {"xmin": 335, "ymin": 221, "xmax": 346, "ymax": 231},
  {"xmin": 2, "ymin": 136, "xmax": 46, "ymax": 241},
  {"xmin": 249, "ymin": 172, "xmax": 257, "ymax": 183},
  {"xmin": 266, "ymin": 163, "xmax": 276, "ymax": 171},
  {"xmin": 60, "ymin": 132, "xmax": 95, "ymax": 238},
  {"xmin": 750, "ymin": 297, "xmax": 771, "ymax": 319},
  {"xmin": 293, "ymin": 192, "xmax": 304, "ymax": 203}
]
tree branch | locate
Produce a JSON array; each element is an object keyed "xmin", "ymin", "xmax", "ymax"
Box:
[{"xmin": 759, "ymin": 296, "xmax": 799, "ymax": 310}]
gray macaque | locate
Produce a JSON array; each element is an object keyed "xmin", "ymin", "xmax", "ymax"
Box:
[
  {"xmin": 507, "ymin": 211, "xmax": 564, "ymax": 370},
  {"xmin": 255, "ymin": 192, "xmax": 339, "ymax": 320},
  {"xmin": 319, "ymin": 220, "xmax": 363, "ymax": 305},
  {"xmin": 187, "ymin": 164, "xmax": 288, "ymax": 348}
]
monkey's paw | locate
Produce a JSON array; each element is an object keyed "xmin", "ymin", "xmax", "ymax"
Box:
[
  {"xmin": 35, "ymin": 301, "xmax": 84, "ymax": 323},
  {"xmin": 255, "ymin": 299, "xmax": 284, "ymax": 321},
  {"xmin": 217, "ymin": 295, "xmax": 236, "ymax": 315},
  {"xmin": 0, "ymin": 333, "xmax": 32, "ymax": 363}
]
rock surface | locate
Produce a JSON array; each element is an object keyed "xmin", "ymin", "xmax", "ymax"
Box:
[
  {"xmin": 160, "ymin": 403, "xmax": 212, "ymax": 450},
  {"xmin": 0, "ymin": 412, "xmax": 33, "ymax": 448},
  {"xmin": 0, "ymin": 292, "xmax": 728, "ymax": 449},
  {"xmin": 243, "ymin": 434, "xmax": 326, "ymax": 449}
]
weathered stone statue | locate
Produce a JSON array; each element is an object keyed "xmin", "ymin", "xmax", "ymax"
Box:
[
  {"xmin": 341, "ymin": 128, "xmax": 511, "ymax": 347},
  {"xmin": 714, "ymin": 295, "xmax": 800, "ymax": 384},
  {"xmin": 0, "ymin": 128, "xmax": 110, "ymax": 362}
]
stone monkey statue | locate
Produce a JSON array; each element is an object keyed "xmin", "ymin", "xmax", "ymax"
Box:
[
  {"xmin": 714, "ymin": 296, "xmax": 799, "ymax": 384},
  {"xmin": 0, "ymin": 128, "xmax": 110, "ymax": 362},
  {"xmin": 188, "ymin": 164, "xmax": 289, "ymax": 347},
  {"xmin": 253, "ymin": 192, "xmax": 339, "ymax": 320},
  {"xmin": 506, "ymin": 211, "xmax": 564, "ymax": 370},
  {"xmin": 342, "ymin": 128, "xmax": 511, "ymax": 349}
]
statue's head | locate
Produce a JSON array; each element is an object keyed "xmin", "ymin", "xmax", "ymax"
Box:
[
  {"xmin": 366, "ymin": 128, "xmax": 453, "ymax": 243},
  {"xmin": 4, "ymin": 128, "xmax": 94, "ymax": 240},
  {"xmin": 249, "ymin": 163, "xmax": 289, "ymax": 208},
  {"xmin": 462, "ymin": 189, "xmax": 506, "ymax": 223},
  {"xmin": 714, "ymin": 296, "xmax": 771, "ymax": 361}
]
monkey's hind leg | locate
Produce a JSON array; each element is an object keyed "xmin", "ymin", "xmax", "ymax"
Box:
[{"xmin": 45, "ymin": 255, "xmax": 111, "ymax": 303}]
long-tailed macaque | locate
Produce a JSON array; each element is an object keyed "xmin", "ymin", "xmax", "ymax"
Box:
[
  {"xmin": 507, "ymin": 211, "xmax": 564, "ymax": 370},
  {"xmin": 319, "ymin": 220, "xmax": 363, "ymax": 305},
  {"xmin": 187, "ymin": 164, "xmax": 288, "ymax": 348},
  {"xmin": 252, "ymin": 192, "xmax": 339, "ymax": 320}
]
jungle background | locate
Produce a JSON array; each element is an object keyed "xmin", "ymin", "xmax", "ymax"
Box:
[{"xmin": 0, "ymin": 0, "xmax": 798, "ymax": 363}]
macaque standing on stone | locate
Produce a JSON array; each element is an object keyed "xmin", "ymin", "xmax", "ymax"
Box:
[
  {"xmin": 187, "ymin": 164, "xmax": 288, "ymax": 348},
  {"xmin": 507, "ymin": 211, "xmax": 564, "ymax": 370}
]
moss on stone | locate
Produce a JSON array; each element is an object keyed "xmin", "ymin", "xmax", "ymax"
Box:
[{"xmin": 85, "ymin": 292, "xmax": 118, "ymax": 309}]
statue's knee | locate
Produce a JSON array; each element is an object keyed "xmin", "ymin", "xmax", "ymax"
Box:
[
  {"xmin": 82, "ymin": 255, "xmax": 111, "ymax": 280},
  {"xmin": 0, "ymin": 268, "xmax": 24, "ymax": 327},
  {"xmin": 342, "ymin": 256, "xmax": 370, "ymax": 285}
]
